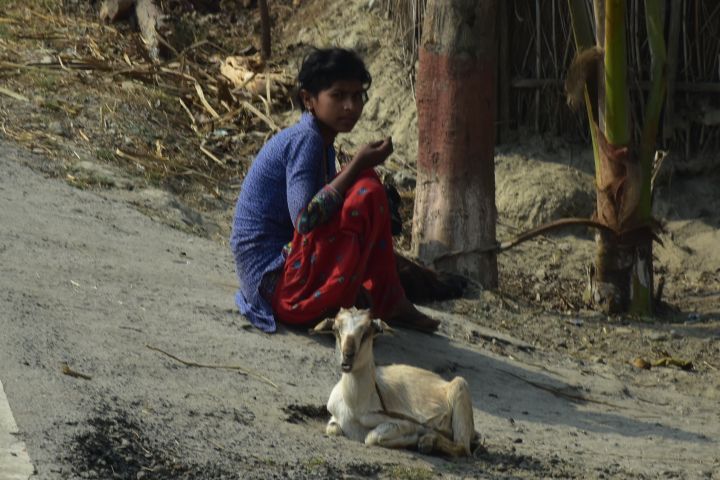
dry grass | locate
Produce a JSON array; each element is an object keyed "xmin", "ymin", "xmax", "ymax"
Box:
[{"xmin": 0, "ymin": 0, "xmax": 299, "ymax": 205}]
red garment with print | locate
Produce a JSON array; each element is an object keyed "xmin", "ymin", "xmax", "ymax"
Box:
[{"xmin": 272, "ymin": 169, "xmax": 403, "ymax": 325}]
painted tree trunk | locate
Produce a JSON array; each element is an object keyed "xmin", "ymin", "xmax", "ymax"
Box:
[{"xmin": 412, "ymin": 0, "xmax": 498, "ymax": 288}]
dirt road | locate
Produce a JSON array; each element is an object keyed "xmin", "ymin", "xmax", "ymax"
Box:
[{"xmin": 1, "ymin": 140, "xmax": 719, "ymax": 479}]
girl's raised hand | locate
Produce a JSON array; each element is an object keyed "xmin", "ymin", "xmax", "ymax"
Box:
[{"xmin": 352, "ymin": 137, "xmax": 393, "ymax": 171}]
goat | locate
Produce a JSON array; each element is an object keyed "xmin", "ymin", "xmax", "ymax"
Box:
[{"xmin": 312, "ymin": 307, "xmax": 477, "ymax": 456}]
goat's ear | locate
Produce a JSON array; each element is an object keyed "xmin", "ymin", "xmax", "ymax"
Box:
[
  {"xmin": 309, "ymin": 317, "xmax": 335, "ymax": 335},
  {"xmin": 371, "ymin": 319, "xmax": 394, "ymax": 336}
]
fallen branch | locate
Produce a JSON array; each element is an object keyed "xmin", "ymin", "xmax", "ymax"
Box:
[
  {"xmin": 467, "ymin": 328, "xmax": 535, "ymax": 352},
  {"xmin": 434, "ymin": 217, "xmax": 618, "ymax": 262},
  {"xmin": 145, "ymin": 344, "xmax": 279, "ymax": 389},
  {"xmin": 25, "ymin": 59, "xmax": 115, "ymax": 71},
  {"xmin": 498, "ymin": 368, "xmax": 623, "ymax": 408},
  {"xmin": 0, "ymin": 61, "xmax": 28, "ymax": 70},
  {"xmin": 434, "ymin": 217, "xmax": 663, "ymax": 263}
]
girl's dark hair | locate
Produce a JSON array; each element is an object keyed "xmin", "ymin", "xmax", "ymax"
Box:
[{"xmin": 295, "ymin": 48, "xmax": 372, "ymax": 111}]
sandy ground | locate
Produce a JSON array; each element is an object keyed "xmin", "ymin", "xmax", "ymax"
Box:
[
  {"xmin": 2, "ymin": 139, "xmax": 720, "ymax": 479},
  {"xmin": 2, "ymin": 0, "xmax": 720, "ymax": 478}
]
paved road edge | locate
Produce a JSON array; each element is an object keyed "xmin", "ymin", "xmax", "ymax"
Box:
[{"xmin": 0, "ymin": 379, "xmax": 34, "ymax": 480}]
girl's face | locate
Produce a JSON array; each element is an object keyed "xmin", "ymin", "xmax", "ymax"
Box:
[{"xmin": 302, "ymin": 79, "xmax": 367, "ymax": 135}]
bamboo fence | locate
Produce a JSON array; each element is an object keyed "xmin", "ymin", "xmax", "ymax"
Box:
[{"xmin": 382, "ymin": 0, "xmax": 720, "ymax": 161}]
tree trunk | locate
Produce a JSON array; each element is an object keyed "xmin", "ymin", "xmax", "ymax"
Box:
[
  {"xmin": 497, "ymin": 0, "xmax": 510, "ymax": 143},
  {"xmin": 258, "ymin": 0, "xmax": 271, "ymax": 60},
  {"xmin": 412, "ymin": 0, "xmax": 498, "ymax": 288},
  {"xmin": 588, "ymin": 0, "xmax": 634, "ymax": 313}
]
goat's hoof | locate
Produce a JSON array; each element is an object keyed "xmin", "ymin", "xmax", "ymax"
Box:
[
  {"xmin": 364, "ymin": 431, "xmax": 380, "ymax": 446},
  {"xmin": 326, "ymin": 422, "xmax": 343, "ymax": 436},
  {"xmin": 418, "ymin": 434, "xmax": 435, "ymax": 454},
  {"xmin": 470, "ymin": 432, "xmax": 487, "ymax": 457}
]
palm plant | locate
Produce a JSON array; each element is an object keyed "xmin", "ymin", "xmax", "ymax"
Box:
[{"xmin": 567, "ymin": 0, "xmax": 667, "ymax": 315}]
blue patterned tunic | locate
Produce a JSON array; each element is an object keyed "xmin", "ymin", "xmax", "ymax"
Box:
[{"xmin": 230, "ymin": 113, "xmax": 337, "ymax": 332}]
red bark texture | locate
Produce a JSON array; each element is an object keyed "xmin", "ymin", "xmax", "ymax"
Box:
[
  {"xmin": 416, "ymin": 49, "xmax": 496, "ymax": 190},
  {"xmin": 413, "ymin": 45, "xmax": 498, "ymax": 287}
]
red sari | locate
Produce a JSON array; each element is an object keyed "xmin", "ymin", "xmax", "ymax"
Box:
[{"xmin": 272, "ymin": 169, "xmax": 403, "ymax": 324}]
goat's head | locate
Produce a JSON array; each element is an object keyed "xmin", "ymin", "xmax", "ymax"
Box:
[{"xmin": 311, "ymin": 307, "xmax": 392, "ymax": 373}]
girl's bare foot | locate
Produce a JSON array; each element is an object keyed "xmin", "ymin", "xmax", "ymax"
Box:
[{"xmin": 383, "ymin": 296, "xmax": 440, "ymax": 333}]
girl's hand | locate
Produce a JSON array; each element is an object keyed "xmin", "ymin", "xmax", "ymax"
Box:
[
  {"xmin": 328, "ymin": 137, "xmax": 392, "ymax": 199},
  {"xmin": 351, "ymin": 137, "xmax": 393, "ymax": 171}
]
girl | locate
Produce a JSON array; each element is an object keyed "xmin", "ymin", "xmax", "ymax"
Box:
[{"xmin": 230, "ymin": 47, "xmax": 439, "ymax": 333}]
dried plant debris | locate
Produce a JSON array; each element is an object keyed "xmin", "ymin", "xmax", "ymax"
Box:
[
  {"xmin": 282, "ymin": 403, "xmax": 329, "ymax": 424},
  {"xmin": 632, "ymin": 355, "xmax": 694, "ymax": 371},
  {"xmin": 0, "ymin": 1, "xmax": 300, "ymax": 201},
  {"xmin": 69, "ymin": 406, "xmax": 383, "ymax": 479},
  {"xmin": 69, "ymin": 409, "xmax": 237, "ymax": 480}
]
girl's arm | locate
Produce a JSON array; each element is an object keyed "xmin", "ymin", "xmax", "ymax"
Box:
[
  {"xmin": 286, "ymin": 134, "xmax": 336, "ymax": 234},
  {"xmin": 295, "ymin": 184, "xmax": 344, "ymax": 234},
  {"xmin": 290, "ymin": 137, "xmax": 394, "ymax": 235}
]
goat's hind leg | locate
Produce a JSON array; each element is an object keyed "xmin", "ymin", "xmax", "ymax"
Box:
[
  {"xmin": 419, "ymin": 432, "xmax": 469, "ymax": 457},
  {"xmin": 365, "ymin": 422, "xmax": 419, "ymax": 449},
  {"xmin": 440, "ymin": 377, "xmax": 475, "ymax": 457}
]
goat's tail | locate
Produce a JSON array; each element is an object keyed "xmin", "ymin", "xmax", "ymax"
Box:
[{"xmin": 448, "ymin": 377, "xmax": 475, "ymax": 456}]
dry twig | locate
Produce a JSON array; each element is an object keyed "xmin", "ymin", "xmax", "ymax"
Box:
[
  {"xmin": 61, "ymin": 361, "xmax": 92, "ymax": 380},
  {"xmin": 199, "ymin": 145, "xmax": 225, "ymax": 166},
  {"xmin": 498, "ymin": 368, "xmax": 623, "ymax": 408},
  {"xmin": 0, "ymin": 86, "xmax": 29, "ymax": 102},
  {"xmin": 242, "ymin": 100, "xmax": 279, "ymax": 132},
  {"xmin": 194, "ymin": 82, "xmax": 220, "ymax": 119},
  {"xmin": 145, "ymin": 344, "xmax": 279, "ymax": 389}
]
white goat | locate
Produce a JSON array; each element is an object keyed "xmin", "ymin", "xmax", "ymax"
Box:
[{"xmin": 312, "ymin": 307, "xmax": 477, "ymax": 456}]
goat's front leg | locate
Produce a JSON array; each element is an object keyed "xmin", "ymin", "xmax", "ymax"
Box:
[
  {"xmin": 364, "ymin": 420, "xmax": 420, "ymax": 449},
  {"xmin": 325, "ymin": 416, "xmax": 343, "ymax": 436}
]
